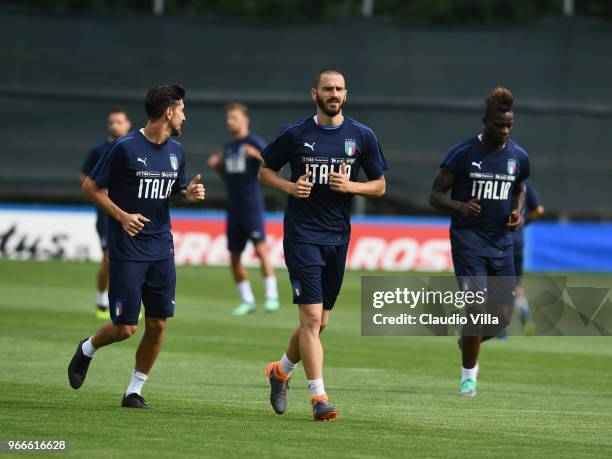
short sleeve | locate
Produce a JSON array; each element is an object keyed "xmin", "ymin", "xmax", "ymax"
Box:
[
  {"xmin": 90, "ymin": 141, "xmax": 125, "ymax": 189},
  {"xmin": 249, "ymin": 134, "xmax": 268, "ymax": 152},
  {"xmin": 361, "ymin": 130, "xmax": 388, "ymax": 180},
  {"xmin": 81, "ymin": 147, "xmax": 101, "ymax": 175},
  {"xmin": 524, "ymin": 181, "xmax": 541, "ymax": 212},
  {"xmin": 172, "ymin": 149, "xmax": 187, "ymax": 194},
  {"xmin": 440, "ymin": 143, "xmax": 469, "ymax": 175},
  {"xmin": 261, "ymin": 128, "xmax": 293, "ymax": 171},
  {"xmin": 518, "ymin": 153, "xmax": 530, "ymax": 183}
]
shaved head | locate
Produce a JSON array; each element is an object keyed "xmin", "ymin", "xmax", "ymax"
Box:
[{"xmin": 313, "ymin": 69, "xmax": 344, "ymax": 90}]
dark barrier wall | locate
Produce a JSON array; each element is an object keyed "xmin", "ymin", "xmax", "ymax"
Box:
[{"xmin": 1, "ymin": 9, "xmax": 611, "ymax": 217}]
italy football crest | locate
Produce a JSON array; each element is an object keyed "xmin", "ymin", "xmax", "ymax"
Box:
[
  {"xmin": 345, "ymin": 140, "xmax": 356, "ymax": 156},
  {"xmin": 169, "ymin": 153, "xmax": 178, "ymax": 171},
  {"xmin": 115, "ymin": 300, "xmax": 123, "ymax": 317},
  {"xmin": 507, "ymin": 159, "xmax": 516, "ymax": 175},
  {"xmin": 291, "ymin": 281, "xmax": 302, "ymax": 297}
]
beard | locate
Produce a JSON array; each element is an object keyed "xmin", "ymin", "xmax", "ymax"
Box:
[
  {"xmin": 316, "ymin": 93, "xmax": 345, "ymax": 117},
  {"xmin": 170, "ymin": 124, "xmax": 182, "ymax": 137}
]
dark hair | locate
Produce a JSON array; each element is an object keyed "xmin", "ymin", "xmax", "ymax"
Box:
[
  {"xmin": 144, "ymin": 84, "xmax": 185, "ymax": 120},
  {"xmin": 313, "ymin": 68, "xmax": 344, "ymax": 89},
  {"xmin": 485, "ymin": 87, "xmax": 513, "ymax": 115},
  {"xmin": 108, "ymin": 106, "xmax": 130, "ymax": 120},
  {"xmin": 225, "ymin": 102, "xmax": 249, "ymax": 117}
]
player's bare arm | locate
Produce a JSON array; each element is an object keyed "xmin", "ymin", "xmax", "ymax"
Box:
[
  {"xmin": 328, "ymin": 163, "xmax": 386, "ymax": 197},
  {"xmin": 80, "ymin": 172, "xmax": 108, "ymax": 195},
  {"xmin": 207, "ymin": 152, "xmax": 226, "ymax": 176},
  {"xmin": 526, "ymin": 205, "xmax": 545, "ymax": 224},
  {"xmin": 259, "ymin": 166, "xmax": 313, "ymax": 199},
  {"xmin": 243, "ymin": 144, "xmax": 264, "ymax": 163},
  {"xmin": 429, "ymin": 167, "xmax": 481, "ymax": 216},
  {"xmin": 82, "ymin": 176, "xmax": 150, "ymax": 237},
  {"xmin": 508, "ymin": 179, "xmax": 526, "ymax": 231}
]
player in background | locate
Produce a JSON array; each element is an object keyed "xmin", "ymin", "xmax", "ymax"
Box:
[
  {"xmin": 207, "ymin": 103, "xmax": 279, "ymax": 315},
  {"xmin": 79, "ymin": 108, "xmax": 131, "ymax": 319},
  {"xmin": 512, "ymin": 180, "xmax": 544, "ymax": 335},
  {"xmin": 260, "ymin": 69, "xmax": 387, "ymax": 420},
  {"xmin": 68, "ymin": 84, "xmax": 205, "ymax": 409},
  {"xmin": 429, "ymin": 87, "xmax": 529, "ymax": 397}
]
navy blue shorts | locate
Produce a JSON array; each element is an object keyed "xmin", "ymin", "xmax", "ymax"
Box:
[
  {"xmin": 96, "ymin": 210, "xmax": 109, "ymax": 251},
  {"xmin": 227, "ymin": 211, "xmax": 265, "ymax": 253},
  {"xmin": 452, "ymin": 251, "xmax": 517, "ymax": 336},
  {"xmin": 108, "ymin": 257, "xmax": 176, "ymax": 325},
  {"xmin": 452, "ymin": 251, "xmax": 516, "ymax": 298},
  {"xmin": 513, "ymin": 251, "xmax": 524, "ymax": 278},
  {"xmin": 283, "ymin": 240, "xmax": 348, "ymax": 310},
  {"xmin": 512, "ymin": 230, "xmax": 524, "ymax": 278}
]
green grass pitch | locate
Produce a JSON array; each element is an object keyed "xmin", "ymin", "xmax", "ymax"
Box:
[{"xmin": 0, "ymin": 259, "xmax": 611, "ymax": 458}]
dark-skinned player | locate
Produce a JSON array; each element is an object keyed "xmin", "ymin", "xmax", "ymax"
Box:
[{"xmin": 429, "ymin": 87, "xmax": 529, "ymax": 397}]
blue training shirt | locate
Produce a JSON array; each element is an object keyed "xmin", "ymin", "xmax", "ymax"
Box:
[
  {"xmin": 82, "ymin": 140, "xmax": 113, "ymax": 225},
  {"xmin": 441, "ymin": 135, "xmax": 530, "ymax": 257},
  {"xmin": 223, "ymin": 133, "xmax": 267, "ymax": 215},
  {"xmin": 262, "ymin": 116, "xmax": 387, "ymax": 245},
  {"xmin": 90, "ymin": 129, "xmax": 187, "ymax": 261},
  {"xmin": 513, "ymin": 180, "xmax": 542, "ymax": 252},
  {"xmin": 81, "ymin": 140, "xmax": 112, "ymax": 176}
]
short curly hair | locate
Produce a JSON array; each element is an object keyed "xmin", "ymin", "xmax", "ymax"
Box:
[{"xmin": 485, "ymin": 87, "xmax": 513, "ymax": 115}]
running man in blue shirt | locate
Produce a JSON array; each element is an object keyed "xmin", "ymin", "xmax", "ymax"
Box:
[
  {"xmin": 207, "ymin": 103, "xmax": 280, "ymax": 315},
  {"xmin": 430, "ymin": 87, "xmax": 529, "ymax": 397},
  {"xmin": 79, "ymin": 107, "xmax": 131, "ymax": 319},
  {"xmin": 260, "ymin": 69, "xmax": 387, "ymax": 420},
  {"xmin": 68, "ymin": 84, "xmax": 205, "ymax": 409}
]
